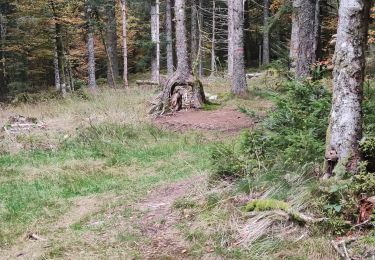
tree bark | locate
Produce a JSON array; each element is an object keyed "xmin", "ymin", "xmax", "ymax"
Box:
[
  {"xmin": 231, "ymin": 0, "xmax": 247, "ymax": 96},
  {"xmin": 174, "ymin": 0, "xmax": 190, "ymax": 79},
  {"xmin": 53, "ymin": 45, "xmax": 60, "ymax": 91},
  {"xmin": 50, "ymin": 0, "xmax": 66, "ymax": 96},
  {"xmin": 105, "ymin": 0, "xmax": 119, "ymax": 87},
  {"xmin": 0, "ymin": 13, "xmax": 6, "ymax": 96},
  {"xmin": 198, "ymin": 0, "xmax": 203, "ymax": 77},
  {"xmin": 324, "ymin": 0, "xmax": 371, "ymax": 176},
  {"xmin": 85, "ymin": 1, "xmax": 96, "ymax": 90},
  {"xmin": 314, "ymin": 0, "xmax": 321, "ymax": 61},
  {"xmin": 120, "ymin": 0, "xmax": 128, "ymax": 87},
  {"xmin": 191, "ymin": 0, "xmax": 199, "ymax": 75},
  {"xmin": 66, "ymin": 55, "xmax": 74, "ymax": 91},
  {"xmin": 149, "ymin": 0, "xmax": 206, "ymax": 115},
  {"xmin": 210, "ymin": 0, "xmax": 216, "ymax": 76},
  {"xmin": 166, "ymin": 0, "xmax": 174, "ymax": 76},
  {"xmin": 290, "ymin": 0, "xmax": 319, "ymax": 78},
  {"xmin": 262, "ymin": 0, "xmax": 270, "ymax": 65},
  {"xmin": 227, "ymin": 0, "xmax": 234, "ymax": 76},
  {"xmin": 151, "ymin": 2, "xmax": 160, "ymax": 83}
]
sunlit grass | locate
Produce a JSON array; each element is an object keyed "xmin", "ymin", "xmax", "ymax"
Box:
[{"xmin": 0, "ymin": 122, "xmax": 212, "ymax": 247}]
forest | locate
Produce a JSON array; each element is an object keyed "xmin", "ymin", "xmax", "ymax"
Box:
[{"xmin": 0, "ymin": 0, "xmax": 374, "ymax": 259}]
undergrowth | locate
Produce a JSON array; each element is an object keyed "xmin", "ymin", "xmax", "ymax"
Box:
[{"xmin": 210, "ymin": 78, "xmax": 375, "ymax": 247}]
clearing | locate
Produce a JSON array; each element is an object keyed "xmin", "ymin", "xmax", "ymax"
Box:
[{"xmin": 0, "ymin": 77, "xmax": 270, "ymax": 259}]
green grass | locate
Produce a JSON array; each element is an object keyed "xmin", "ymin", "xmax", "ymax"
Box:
[{"xmin": 0, "ymin": 123, "xmax": 212, "ymax": 247}]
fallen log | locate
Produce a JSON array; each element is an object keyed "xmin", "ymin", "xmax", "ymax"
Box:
[
  {"xmin": 246, "ymin": 72, "xmax": 263, "ymax": 79},
  {"xmin": 136, "ymin": 80, "xmax": 159, "ymax": 86}
]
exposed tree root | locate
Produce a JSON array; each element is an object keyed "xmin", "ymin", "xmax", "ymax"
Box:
[{"xmin": 149, "ymin": 73, "xmax": 206, "ymax": 116}]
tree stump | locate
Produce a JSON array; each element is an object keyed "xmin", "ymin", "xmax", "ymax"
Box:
[{"xmin": 149, "ymin": 73, "xmax": 206, "ymax": 116}]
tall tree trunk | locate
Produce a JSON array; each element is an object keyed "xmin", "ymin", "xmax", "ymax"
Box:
[
  {"xmin": 50, "ymin": 0, "xmax": 66, "ymax": 96},
  {"xmin": 198, "ymin": 0, "xmax": 203, "ymax": 77},
  {"xmin": 290, "ymin": 0, "xmax": 319, "ymax": 78},
  {"xmin": 166, "ymin": 0, "xmax": 174, "ymax": 76},
  {"xmin": 210, "ymin": 0, "xmax": 216, "ymax": 76},
  {"xmin": 151, "ymin": 2, "xmax": 160, "ymax": 83},
  {"xmin": 66, "ymin": 55, "xmax": 74, "ymax": 91},
  {"xmin": 262, "ymin": 0, "xmax": 270, "ymax": 65},
  {"xmin": 244, "ymin": 0, "xmax": 252, "ymax": 67},
  {"xmin": 174, "ymin": 0, "xmax": 189, "ymax": 78},
  {"xmin": 314, "ymin": 0, "xmax": 321, "ymax": 61},
  {"xmin": 231, "ymin": 0, "xmax": 247, "ymax": 96},
  {"xmin": 86, "ymin": 2, "xmax": 97, "ymax": 90},
  {"xmin": 53, "ymin": 45, "xmax": 60, "ymax": 91},
  {"xmin": 191, "ymin": 0, "xmax": 199, "ymax": 75},
  {"xmin": 227, "ymin": 0, "xmax": 233, "ymax": 76},
  {"xmin": 106, "ymin": 0, "xmax": 119, "ymax": 87},
  {"xmin": 324, "ymin": 0, "xmax": 371, "ymax": 176},
  {"xmin": 120, "ymin": 0, "xmax": 128, "ymax": 87},
  {"xmin": 149, "ymin": 0, "xmax": 206, "ymax": 115},
  {"xmin": 0, "ymin": 13, "xmax": 5, "ymax": 96}
]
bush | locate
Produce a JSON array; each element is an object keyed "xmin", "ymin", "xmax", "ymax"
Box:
[
  {"xmin": 74, "ymin": 79, "xmax": 87, "ymax": 90},
  {"xmin": 11, "ymin": 91, "xmax": 61, "ymax": 104},
  {"xmin": 96, "ymin": 78, "xmax": 107, "ymax": 86},
  {"xmin": 210, "ymin": 78, "xmax": 375, "ymax": 235},
  {"xmin": 361, "ymin": 137, "xmax": 375, "ymax": 172},
  {"xmin": 210, "ymin": 80, "xmax": 331, "ymax": 180}
]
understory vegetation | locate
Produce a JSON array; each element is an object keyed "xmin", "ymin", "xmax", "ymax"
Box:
[
  {"xmin": 0, "ymin": 75, "xmax": 374, "ymax": 258},
  {"xmin": 202, "ymin": 78, "xmax": 375, "ymax": 258}
]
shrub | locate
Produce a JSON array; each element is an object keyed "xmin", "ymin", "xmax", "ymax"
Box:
[
  {"xmin": 210, "ymin": 78, "xmax": 375, "ymax": 235},
  {"xmin": 361, "ymin": 137, "xmax": 375, "ymax": 172},
  {"xmin": 210, "ymin": 80, "xmax": 331, "ymax": 180}
]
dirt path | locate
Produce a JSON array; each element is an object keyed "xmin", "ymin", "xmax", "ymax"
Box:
[
  {"xmin": 154, "ymin": 107, "xmax": 255, "ymax": 134},
  {"xmin": 135, "ymin": 176, "xmax": 206, "ymax": 259}
]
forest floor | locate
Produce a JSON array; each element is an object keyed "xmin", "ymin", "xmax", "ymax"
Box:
[{"xmin": 0, "ymin": 74, "xmax": 282, "ymax": 259}]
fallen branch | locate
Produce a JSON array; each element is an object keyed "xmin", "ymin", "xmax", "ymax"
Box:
[
  {"xmin": 136, "ymin": 80, "xmax": 159, "ymax": 86},
  {"xmin": 331, "ymin": 237, "xmax": 359, "ymax": 260}
]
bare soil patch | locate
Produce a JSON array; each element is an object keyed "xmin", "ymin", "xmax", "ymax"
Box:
[{"xmin": 154, "ymin": 107, "xmax": 255, "ymax": 133}]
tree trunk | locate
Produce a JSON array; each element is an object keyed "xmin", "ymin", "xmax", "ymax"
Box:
[
  {"xmin": 244, "ymin": 0, "xmax": 252, "ymax": 67},
  {"xmin": 191, "ymin": 0, "xmax": 199, "ymax": 75},
  {"xmin": 86, "ymin": 2, "xmax": 96, "ymax": 90},
  {"xmin": 151, "ymin": 1, "xmax": 160, "ymax": 83},
  {"xmin": 210, "ymin": 0, "xmax": 216, "ymax": 76},
  {"xmin": 149, "ymin": 0, "xmax": 206, "ymax": 115},
  {"xmin": 231, "ymin": 0, "xmax": 247, "ymax": 96},
  {"xmin": 314, "ymin": 0, "xmax": 321, "ymax": 61},
  {"xmin": 290, "ymin": 0, "xmax": 318, "ymax": 78},
  {"xmin": 0, "ymin": 13, "xmax": 6, "ymax": 96},
  {"xmin": 262, "ymin": 0, "xmax": 270, "ymax": 65},
  {"xmin": 324, "ymin": 0, "xmax": 371, "ymax": 176},
  {"xmin": 50, "ymin": 0, "xmax": 66, "ymax": 96},
  {"xmin": 55, "ymin": 23, "xmax": 66, "ymax": 96},
  {"xmin": 166, "ymin": 0, "xmax": 174, "ymax": 76},
  {"xmin": 227, "ymin": 0, "xmax": 234, "ymax": 76},
  {"xmin": 106, "ymin": 0, "xmax": 119, "ymax": 87},
  {"xmin": 120, "ymin": 0, "xmax": 128, "ymax": 87},
  {"xmin": 174, "ymin": 0, "xmax": 190, "ymax": 79},
  {"xmin": 198, "ymin": 0, "xmax": 203, "ymax": 77},
  {"xmin": 86, "ymin": 29, "xmax": 96, "ymax": 89},
  {"xmin": 66, "ymin": 56, "xmax": 74, "ymax": 91},
  {"xmin": 53, "ymin": 46, "xmax": 60, "ymax": 91}
]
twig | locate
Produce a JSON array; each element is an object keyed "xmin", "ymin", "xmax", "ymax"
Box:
[{"xmin": 331, "ymin": 240, "xmax": 347, "ymax": 259}]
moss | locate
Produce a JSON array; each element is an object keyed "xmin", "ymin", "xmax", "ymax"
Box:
[
  {"xmin": 202, "ymin": 102, "xmax": 221, "ymax": 111},
  {"xmin": 245, "ymin": 199, "xmax": 290, "ymax": 212}
]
